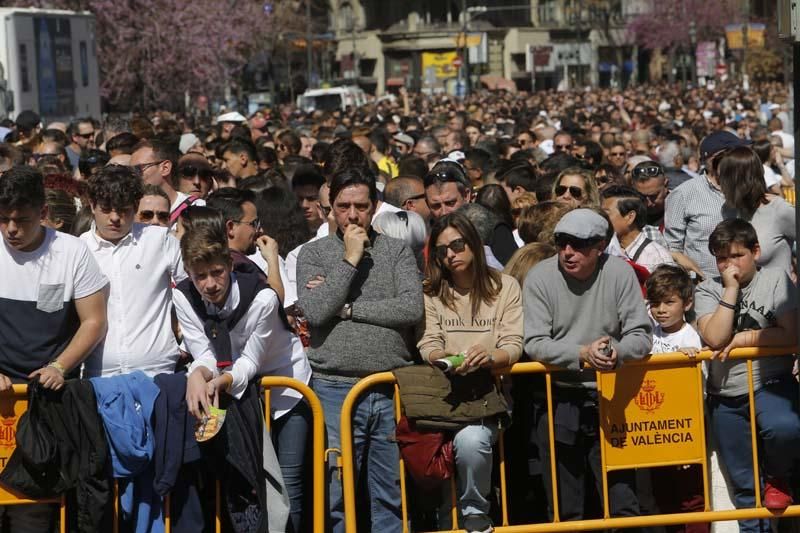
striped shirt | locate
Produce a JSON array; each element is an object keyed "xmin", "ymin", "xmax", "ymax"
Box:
[{"xmin": 663, "ymin": 175, "xmax": 728, "ymax": 278}]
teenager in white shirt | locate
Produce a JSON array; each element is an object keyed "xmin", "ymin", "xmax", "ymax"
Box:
[
  {"xmin": 80, "ymin": 164, "xmax": 186, "ymax": 377},
  {"xmin": 174, "ymin": 224, "xmax": 311, "ymax": 532}
]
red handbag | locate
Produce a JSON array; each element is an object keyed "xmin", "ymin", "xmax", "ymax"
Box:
[{"xmin": 394, "ymin": 415, "xmax": 454, "ymax": 490}]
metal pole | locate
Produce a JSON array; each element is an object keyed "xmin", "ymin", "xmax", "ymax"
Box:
[
  {"xmin": 794, "ymin": 40, "xmax": 799, "ymax": 360},
  {"xmin": 306, "ymin": 0, "xmax": 313, "ymax": 89},
  {"xmin": 463, "ymin": 0, "xmax": 470, "ymax": 97},
  {"xmin": 689, "ymin": 21, "xmax": 697, "ymax": 85}
]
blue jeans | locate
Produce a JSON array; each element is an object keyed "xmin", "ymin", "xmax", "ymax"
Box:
[
  {"xmin": 453, "ymin": 421, "xmax": 498, "ymax": 518},
  {"xmin": 272, "ymin": 399, "xmax": 312, "ymax": 533},
  {"xmin": 708, "ymin": 377, "xmax": 800, "ymax": 533},
  {"xmin": 311, "ymin": 377, "xmax": 401, "ymax": 533}
]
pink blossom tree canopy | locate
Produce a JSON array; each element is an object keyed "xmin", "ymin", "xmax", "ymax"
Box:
[{"xmin": 626, "ymin": 0, "xmax": 741, "ymax": 51}]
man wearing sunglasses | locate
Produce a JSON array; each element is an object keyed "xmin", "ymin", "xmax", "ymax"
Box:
[
  {"xmin": 524, "ymin": 208, "xmax": 652, "ymax": 525},
  {"xmin": 66, "ymin": 117, "xmax": 95, "ymax": 167},
  {"xmin": 630, "ymin": 161, "xmax": 669, "ymax": 228},
  {"xmin": 177, "ymin": 153, "xmax": 214, "ymax": 200}
]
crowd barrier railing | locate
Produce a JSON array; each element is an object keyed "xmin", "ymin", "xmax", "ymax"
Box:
[
  {"xmin": 340, "ymin": 347, "xmax": 800, "ymax": 533},
  {"xmin": 782, "ymin": 185, "xmax": 795, "ymax": 205},
  {"xmin": 0, "ymin": 376, "xmax": 325, "ymax": 533}
]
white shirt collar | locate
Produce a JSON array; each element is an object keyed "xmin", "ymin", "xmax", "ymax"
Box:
[{"xmin": 87, "ymin": 221, "xmax": 142, "ymax": 250}]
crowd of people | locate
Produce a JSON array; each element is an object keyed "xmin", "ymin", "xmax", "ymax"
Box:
[{"xmin": 0, "ymin": 79, "xmax": 796, "ymax": 533}]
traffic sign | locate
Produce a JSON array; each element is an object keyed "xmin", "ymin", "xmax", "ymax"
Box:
[{"xmin": 453, "ymin": 57, "xmax": 463, "ymax": 68}]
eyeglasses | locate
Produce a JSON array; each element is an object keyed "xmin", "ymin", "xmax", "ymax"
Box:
[
  {"xmin": 632, "ymin": 164, "xmax": 664, "ymax": 179},
  {"xmin": 435, "ymin": 238, "xmax": 467, "ymax": 261},
  {"xmin": 555, "ymin": 185, "xmax": 583, "ymax": 199},
  {"xmin": 554, "ymin": 234, "xmax": 602, "ymax": 250},
  {"xmin": 234, "ymin": 218, "xmax": 261, "ymax": 231},
  {"xmin": 609, "ymin": 151, "xmax": 626, "ymax": 158},
  {"xmin": 395, "ymin": 211, "xmax": 408, "ymax": 226},
  {"xmin": 179, "ymin": 165, "xmax": 214, "ymax": 180},
  {"xmin": 132, "ymin": 161, "xmax": 164, "ymax": 174},
  {"xmin": 32, "ymin": 153, "xmax": 61, "ymax": 161},
  {"xmin": 138, "ymin": 210, "xmax": 170, "ymax": 223},
  {"xmin": 639, "ymin": 190, "xmax": 664, "ymax": 203}
]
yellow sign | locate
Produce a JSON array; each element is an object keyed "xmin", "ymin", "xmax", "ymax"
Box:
[
  {"xmin": 421, "ymin": 51, "xmax": 458, "ymax": 80},
  {"xmin": 453, "ymin": 33, "xmax": 482, "ymax": 48},
  {"xmin": 598, "ymin": 363, "xmax": 705, "ymax": 470},
  {"xmin": 0, "ymin": 391, "xmax": 38, "ymax": 503},
  {"xmin": 726, "ymin": 23, "xmax": 766, "ymax": 49}
]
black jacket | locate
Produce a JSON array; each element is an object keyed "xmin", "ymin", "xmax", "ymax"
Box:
[{"xmin": 0, "ymin": 379, "xmax": 112, "ymax": 532}]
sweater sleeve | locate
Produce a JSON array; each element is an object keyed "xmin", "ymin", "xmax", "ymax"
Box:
[
  {"xmin": 351, "ymin": 244, "xmax": 424, "ymax": 328},
  {"xmin": 296, "ymin": 242, "xmax": 358, "ymax": 327},
  {"xmin": 495, "ymin": 277, "xmax": 523, "ymax": 363},
  {"xmin": 417, "ymin": 295, "xmax": 445, "ymax": 363},
  {"xmin": 523, "ymin": 269, "xmax": 582, "ymax": 370},
  {"xmin": 612, "ymin": 265, "xmax": 653, "ymax": 363}
]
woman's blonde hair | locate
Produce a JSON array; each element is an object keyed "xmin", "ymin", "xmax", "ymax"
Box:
[
  {"xmin": 505, "ymin": 243, "xmax": 557, "ymax": 287},
  {"xmin": 552, "ymin": 166, "xmax": 600, "ymax": 207}
]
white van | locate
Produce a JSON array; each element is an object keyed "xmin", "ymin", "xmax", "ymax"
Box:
[{"xmin": 297, "ymin": 86, "xmax": 366, "ymax": 113}]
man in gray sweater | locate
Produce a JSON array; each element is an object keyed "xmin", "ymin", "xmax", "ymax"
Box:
[
  {"xmin": 523, "ymin": 208, "xmax": 652, "ymax": 524},
  {"xmin": 297, "ymin": 167, "xmax": 423, "ymax": 533}
]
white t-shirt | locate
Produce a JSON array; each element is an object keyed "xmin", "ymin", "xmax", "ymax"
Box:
[
  {"xmin": 763, "ymin": 164, "xmax": 781, "ymax": 189},
  {"xmin": 0, "ymin": 228, "xmax": 108, "ymax": 379},
  {"xmin": 650, "ymin": 320, "xmax": 702, "ymax": 354}
]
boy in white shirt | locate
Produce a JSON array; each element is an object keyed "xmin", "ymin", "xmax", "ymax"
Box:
[{"xmin": 645, "ymin": 265, "xmax": 736, "ymax": 532}]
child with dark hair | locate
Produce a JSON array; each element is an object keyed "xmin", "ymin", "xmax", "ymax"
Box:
[{"xmin": 695, "ymin": 218, "xmax": 800, "ymax": 528}]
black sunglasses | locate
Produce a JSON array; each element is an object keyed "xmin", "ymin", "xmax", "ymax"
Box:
[
  {"xmin": 554, "ymin": 234, "xmax": 602, "ymax": 250},
  {"xmin": 179, "ymin": 165, "xmax": 214, "ymax": 180},
  {"xmin": 632, "ymin": 164, "xmax": 664, "ymax": 179},
  {"xmin": 555, "ymin": 185, "xmax": 583, "ymax": 199},
  {"xmin": 138, "ymin": 210, "xmax": 170, "ymax": 223},
  {"xmin": 435, "ymin": 238, "xmax": 466, "ymax": 261},
  {"xmin": 76, "ymin": 132, "xmax": 95, "ymax": 139}
]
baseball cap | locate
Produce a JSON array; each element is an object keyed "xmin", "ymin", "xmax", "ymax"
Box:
[
  {"xmin": 216, "ymin": 111, "xmax": 246, "ymax": 124},
  {"xmin": 554, "ymin": 209, "xmax": 609, "ymax": 240},
  {"xmin": 699, "ymin": 131, "xmax": 751, "ymax": 161}
]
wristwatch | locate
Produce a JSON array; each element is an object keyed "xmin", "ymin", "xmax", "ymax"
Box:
[{"xmin": 338, "ymin": 303, "xmax": 353, "ymax": 320}]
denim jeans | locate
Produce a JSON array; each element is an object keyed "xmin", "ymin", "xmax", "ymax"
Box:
[
  {"xmin": 453, "ymin": 421, "xmax": 499, "ymax": 518},
  {"xmin": 311, "ymin": 377, "xmax": 401, "ymax": 533},
  {"xmin": 272, "ymin": 399, "xmax": 312, "ymax": 533},
  {"xmin": 707, "ymin": 377, "xmax": 800, "ymax": 533}
]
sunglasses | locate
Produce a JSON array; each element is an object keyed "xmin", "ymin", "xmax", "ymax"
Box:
[
  {"xmin": 609, "ymin": 151, "xmax": 626, "ymax": 158},
  {"xmin": 554, "ymin": 234, "xmax": 602, "ymax": 250},
  {"xmin": 132, "ymin": 161, "xmax": 164, "ymax": 174},
  {"xmin": 32, "ymin": 153, "xmax": 61, "ymax": 161},
  {"xmin": 554, "ymin": 144, "xmax": 572, "ymax": 151},
  {"xmin": 179, "ymin": 165, "xmax": 214, "ymax": 180},
  {"xmin": 76, "ymin": 132, "xmax": 95, "ymax": 139},
  {"xmin": 632, "ymin": 165, "xmax": 664, "ymax": 179},
  {"xmin": 555, "ymin": 185, "xmax": 583, "ymax": 199},
  {"xmin": 138, "ymin": 210, "xmax": 170, "ymax": 223},
  {"xmin": 435, "ymin": 238, "xmax": 467, "ymax": 261}
]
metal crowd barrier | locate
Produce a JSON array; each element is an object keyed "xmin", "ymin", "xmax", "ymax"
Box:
[
  {"xmin": 340, "ymin": 347, "xmax": 800, "ymax": 532},
  {"xmin": 0, "ymin": 376, "xmax": 325, "ymax": 533},
  {"xmin": 782, "ymin": 185, "xmax": 795, "ymax": 206}
]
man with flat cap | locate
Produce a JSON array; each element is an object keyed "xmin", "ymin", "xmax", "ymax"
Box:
[
  {"xmin": 523, "ymin": 208, "xmax": 652, "ymax": 526},
  {"xmin": 664, "ymin": 130, "xmax": 751, "ymax": 280}
]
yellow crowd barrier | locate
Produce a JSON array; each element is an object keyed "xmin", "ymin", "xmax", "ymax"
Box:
[
  {"xmin": 0, "ymin": 376, "xmax": 325, "ymax": 533},
  {"xmin": 782, "ymin": 186, "xmax": 795, "ymax": 206},
  {"xmin": 340, "ymin": 347, "xmax": 800, "ymax": 532}
]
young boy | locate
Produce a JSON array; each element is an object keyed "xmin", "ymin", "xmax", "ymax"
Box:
[
  {"xmin": 644, "ymin": 265, "xmax": 709, "ymax": 532},
  {"xmin": 695, "ymin": 219, "xmax": 800, "ymax": 531}
]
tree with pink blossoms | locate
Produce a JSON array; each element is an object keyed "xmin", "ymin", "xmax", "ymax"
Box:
[
  {"xmin": 626, "ymin": 0, "xmax": 740, "ymax": 51},
  {"xmin": 15, "ymin": 0, "xmax": 309, "ymax": 110}
]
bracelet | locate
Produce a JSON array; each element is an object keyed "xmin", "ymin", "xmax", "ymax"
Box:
[
  {"xmin": 47, "ymin": 361, "xmax": 66, "ymax": 376},
  {"xmin": 718, "ymin": 300, "xmax": 736, "ymax": 310}
]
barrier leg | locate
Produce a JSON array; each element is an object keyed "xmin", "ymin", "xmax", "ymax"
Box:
[
  {"xmin": 746, "ymin": 360, "xmax": 762, "ymax": 508},
  {"xmin": 393, "ymin": 384, "xmax": 410, "ymax": 533},
  {"xmin": 596, "ymin": 370, "xmax": 611, "ymax": 520},
  {"xmin": 544, "ymin": 373, "xmax": 560, "ymax": 522}
]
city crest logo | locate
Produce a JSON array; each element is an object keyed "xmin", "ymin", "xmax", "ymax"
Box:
[
  {"xmin": 0, "ymin": 416, "xmax": 16, "ymax": 447},
  {"xmin": 635, "ymin": 379, "xmax": 665, "ymax": 413}
]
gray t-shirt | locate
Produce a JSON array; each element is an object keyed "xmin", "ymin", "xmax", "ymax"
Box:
[
  {"xmin": 694, "ymin": 267, "xmax": 796, "ymax": 397},
  {"xmin": 749, "ymin": 197, "xmax": 795, "ymax": 275}
]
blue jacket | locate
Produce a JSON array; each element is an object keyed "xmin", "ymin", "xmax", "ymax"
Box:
[{"xmin": 90, "ymin": 371, "xmax": 160, "ymax": 476}]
